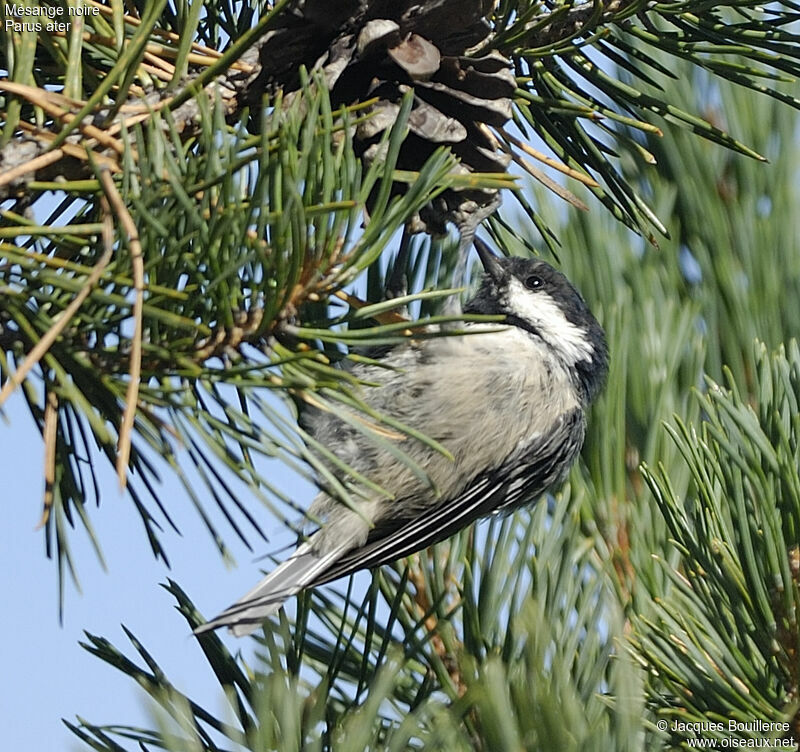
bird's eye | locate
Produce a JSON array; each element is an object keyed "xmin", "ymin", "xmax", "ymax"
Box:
[{"xmin": 524, "ymin": 274, "xmax": 543, "ymax": 290}]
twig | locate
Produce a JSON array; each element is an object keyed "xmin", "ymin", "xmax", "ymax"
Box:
[
  {"xmin": 0, "ymin": 81, "xmax": 127, "ymax": 156},
  {"xmin": 332, "ymin": 290, "xmax": 410, "ymax": 325},
  {"xmin": 15, "ymin": 122, "xmax": 121, "ymax": 173},
  {"xmin": 38, "ymin": 389, "xmax": 59, "ymax": 530},
  {"xmin": 98, "ymin": 169, "xmax": 144, "ymax": 489},
  {"xmin": 54, "ymin": 32, "xmax": 255, "ymax": 73},
  {"xmin": 519, "ymin": 0, "xmax": 630, "ymax": 50},
  {"xmin": 84, "ymin": 0, "xmax": 253, "ymax": 66},
  {"xmin": 508, "ymin": 146, "xmax": 589, "ymax": 211},
  {"xmin": 143, "ymin": 50, "xmax": 177, "ymax": 76},
  {"xmin": 406, "ymin": 556, "xmax": 467, "ymax": 697},
  {"xmin": 496, "ymin": 125, "xmax": 600, "ymax": 188},
  {"xmin": 0, "ymin": 0, "xmax": 273, "ymax": 196},
  {"xmin": 0, "ymin": 149, "xmax": 64, "ymax": 190}
]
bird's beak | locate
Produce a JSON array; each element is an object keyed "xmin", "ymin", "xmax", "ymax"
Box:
[{"xmin": 474, "ymin": 236, "xmax": 504, "ymax": 282}]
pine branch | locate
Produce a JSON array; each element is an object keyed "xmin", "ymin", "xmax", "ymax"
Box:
[
  {"xmin": 0, "ymin": 72, "xmax": 515, "ymax": 601},
  {"xmin": 69, "ymin": 490, "xmax": 644, "ymax": 751},
  {"xmin": 639, "ymin": 341, "xmax": 800, "ymax": 747}
]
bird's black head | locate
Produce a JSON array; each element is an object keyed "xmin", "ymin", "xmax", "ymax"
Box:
[{"xmin": 465, "ymin": 239, "xmax": 608, "ymax": 403}]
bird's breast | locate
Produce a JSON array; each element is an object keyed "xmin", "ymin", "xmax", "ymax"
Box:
[
  {"xmin": 352, "ymin": 326, "xmax": 581, "ymax": 501},
  {"xmin": 423, "ymin": 327, "xmax": 580, "ymax": 462},
  {"xmin": 304, "ymin": 326, "xmax": 583, "ymax": 508}
]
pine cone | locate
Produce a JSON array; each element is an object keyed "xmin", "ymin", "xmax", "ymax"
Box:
[{"xmin": 253, "ymin": 0, "xmax": 515, "ymax": 232}]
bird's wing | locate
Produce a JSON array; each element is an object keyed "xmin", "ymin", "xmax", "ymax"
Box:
[
  {"xmin": 312, "ymin": 407, "xmax": 585, "ymax": 588},
  {"xmin": 194, "ymin": 409, "xmax": 584, "ymax": 636}
]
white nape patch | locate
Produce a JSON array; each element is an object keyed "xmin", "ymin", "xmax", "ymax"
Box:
[{"xmin": 505, "ymin": 276, "xmax": 595, "ymax": 365}]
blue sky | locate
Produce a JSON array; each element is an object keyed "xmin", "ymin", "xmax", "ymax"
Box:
[{"xmin": 1, "ymin": 387, "xmax": 316, "ymax": 749}]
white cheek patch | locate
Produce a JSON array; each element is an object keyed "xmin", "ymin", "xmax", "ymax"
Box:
[{"xmin": 505, "ymin": 277, "xmax": 595, "ymax": 365}]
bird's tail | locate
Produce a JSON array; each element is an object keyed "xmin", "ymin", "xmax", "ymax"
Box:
[{"xmin": 194, "ymin": 539, "xmax": 349, "ymax": 637}]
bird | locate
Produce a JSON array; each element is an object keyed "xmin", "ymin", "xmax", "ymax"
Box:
[{"xmin": 195, "ymin": 238, "xmax": 608, "ymax": 636}]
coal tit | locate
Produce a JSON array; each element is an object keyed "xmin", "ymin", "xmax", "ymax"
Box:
[{"xmin": 196, "ymin": 238, "xmax": 608, "ymax": 636}]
